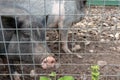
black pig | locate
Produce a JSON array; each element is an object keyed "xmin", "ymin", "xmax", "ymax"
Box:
[{"xmin": 0, "ymin": 16, "xmax": 55, "ymax": 80}]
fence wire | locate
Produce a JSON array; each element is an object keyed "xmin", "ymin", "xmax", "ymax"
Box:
[{"xmin": 0, "ymin": 0, "xmax": 120, "ymax": 80}]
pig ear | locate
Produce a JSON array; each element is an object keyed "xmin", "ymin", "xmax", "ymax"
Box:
[{"xmin": 1, "ymin": 16, "xmax": 16, "ymax": 28}]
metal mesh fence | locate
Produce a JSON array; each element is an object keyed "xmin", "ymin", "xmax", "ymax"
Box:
[{"xmin": 0, "ymin": 0, "xmax": 120, "ymax": 80}]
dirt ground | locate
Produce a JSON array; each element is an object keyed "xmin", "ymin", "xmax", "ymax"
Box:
[{"xmin": 0, "ymin": 6, "xmax": 120, "ymax": 80}]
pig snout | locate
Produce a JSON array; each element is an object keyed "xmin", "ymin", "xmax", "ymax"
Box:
[
  {"xmin": 34, "ymin": 44, "xmax": 56, "ymax": 69},
  {"xmin": 41, "ymin": 56, "xmax": 56, "ymax": 69}
]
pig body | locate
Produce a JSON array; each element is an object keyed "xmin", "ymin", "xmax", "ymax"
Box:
[
  {"xmin": 0, "ymin": 0, "xmax": 86, "ymax": 53},
  {"xmin": 0, "ymin": 15, "xmax": 55, "ymax": 80},
  {"xmin": 0, "ymin": 0, "xmax": 87, "ymax": 80}
]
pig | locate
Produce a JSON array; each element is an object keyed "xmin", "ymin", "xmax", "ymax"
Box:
[
  {"xmin": 0, "ymin": 0, "xmax": 87, "ymax": 54},
  {"xmin": 0, "ymin": 15, "xmax": 56, "ymax": 80},
  {"xmin": 0, "ymin": 0, "xmax": 87, "ymax": 79},
  {"xmin": 6, "ymin": 15, "xmax": 55, "ymax": 69}
]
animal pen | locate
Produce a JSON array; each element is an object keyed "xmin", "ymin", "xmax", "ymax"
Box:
[{"xmin": 0, "ymin": 0, "xmax": 120, "ymax": 80}]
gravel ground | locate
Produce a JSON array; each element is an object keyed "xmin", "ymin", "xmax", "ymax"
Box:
[{"xmin": 0, "ymin": 6, "xmax": 120, "ymax": 80}]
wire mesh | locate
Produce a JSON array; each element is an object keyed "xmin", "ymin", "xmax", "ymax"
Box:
[{"xmin": 0, "ymin": 0, "xmax": 120, "ymax": 80}]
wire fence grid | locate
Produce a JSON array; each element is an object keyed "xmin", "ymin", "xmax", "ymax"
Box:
[{"xmin": 0, "ymin": 0, "xmax": 120, "ymax": 80}]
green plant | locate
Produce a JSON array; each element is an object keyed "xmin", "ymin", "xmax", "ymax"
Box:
[
  {"xmin": 91, "ymin": 65, "xmax": 100, "ymax": 80},
  {"xmin": 58, "ymin": 76, "xmax": 74, "ymax": 80},
  {"xmin": 48, "ymin": 72, "xmax": 56, "ymax": 77},
  {"xmin": 40, "ymin": 72, "xmax": 74, "ymax": 80},
  {"xmin": 40, "ymin": 76, "xmax": 51, "ymax": 80}
]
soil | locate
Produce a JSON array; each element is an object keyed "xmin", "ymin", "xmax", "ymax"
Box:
[{"xmin": 0, "ymin": 6, "xmax": 120, "ymax": 80}]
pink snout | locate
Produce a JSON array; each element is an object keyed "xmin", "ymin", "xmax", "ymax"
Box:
[{"xmin": 41, "ymin": 56, "xmax": 56, "ymax": 69}]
